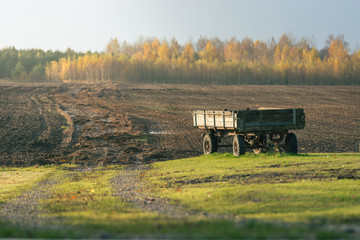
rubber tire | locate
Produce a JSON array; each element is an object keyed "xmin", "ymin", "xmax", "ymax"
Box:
[
  {"xmin": 284, "ymin": 133, "xmax": 298, "ymax": 154},
  {"xmin": 233, "ymin": 135, "xmax": 246, "ymax": 157},
  {"xmin": 203, "ymin": 134, "xmax": 217, "ymax": 155}
]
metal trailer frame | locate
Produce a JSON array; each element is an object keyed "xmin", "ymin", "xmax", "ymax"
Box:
[{"xmin": 193, "ymin": 108, "xmax": 305, "ymax": 156}]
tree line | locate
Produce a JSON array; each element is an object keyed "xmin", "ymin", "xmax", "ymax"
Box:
[
  {"xmin": 0, "ymin": 47, "xmax": 80, "ymax": 82},
  {"xmin": 1, "ymin": 34, "xmax": 360, "ymax": 85}
]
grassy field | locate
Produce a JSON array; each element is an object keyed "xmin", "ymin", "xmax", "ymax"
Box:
[
  {"xmin": 0, "ymin": 166, "xmax": 54, "ymax": 204},
  {"xmin": 146, "ymin": 153, "xmax": 360, "ymax": 222},
  {"xmin": 0, "ymin": 153, "xmax": 359, "ymax": 238}
]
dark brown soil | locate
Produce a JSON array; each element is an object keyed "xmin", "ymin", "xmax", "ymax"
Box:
[{"xmin": 0, "ymin": 82, "xmax": 359, "ymax": 166}]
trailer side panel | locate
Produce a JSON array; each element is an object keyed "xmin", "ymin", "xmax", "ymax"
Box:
[{"xmin": 193, "ymin": 108, "xmax": 305, "ymax": 133}]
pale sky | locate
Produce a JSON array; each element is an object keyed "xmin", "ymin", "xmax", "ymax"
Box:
[{"xmin": 1, "ymin": 0, "xmax": 359, "ymax": 52}]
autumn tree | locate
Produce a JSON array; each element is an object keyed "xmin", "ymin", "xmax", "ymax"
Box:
[
  {"xmin": 253, "ymin": 39, "xmax": 269, "ymax": 64},
  {"xmin": 239, "ymin": 38, "xmax": 253, "ymax": 62},
  {"xmin": 106, "ymin": 38, "xmax": 121, "ymax": 56},
  {"xmin": 199, "ymin": 41, "xmax": 217, "ymax": 62},
  {"xmin": 196, "ymin": 36, "xmax": 208, "ymax": 52},
  {"xmin": 151, "ymin": 38, "xmax": 160, "ymax": 60},
  {"xmin": 326, "ymin": 37, "xmax": 350, "ymax": 83},
  {"xmin": 170, "ymin": 37, "xmax": 181, "ymax": 59},
  {"xmin": 142, "ymin": 42, "xmax": 153, "ymax": 61},
  {"xmin": 224, "ymin": 38, "xmax": 240, "ymax": 62},
  {"xmin": 46, "ymin": 61, "xmax": 59, "ymax": 82},
  {"xmin": 303, "ymin": 47, "xmax": 321, "ymax": 84},
  {"xmin": 182, "ymin": 42, "xmax": 195, "ymax": 64},
  {"xmin": 158, "ymin": 41, "xmax": 170, "ymax": 64}
]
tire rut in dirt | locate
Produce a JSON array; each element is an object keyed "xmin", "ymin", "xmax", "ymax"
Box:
[
  {"xmin": 52, "ymin": 88, "xmax": 139, "ymax": 165},
  {"xmin": 0, "ymin": 86, "xmax": 67, "ymax": 165}
]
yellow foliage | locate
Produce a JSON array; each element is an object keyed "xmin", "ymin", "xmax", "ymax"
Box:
[
  {"xmin": 142, "ymin": 42, "xmax": 152, "ymax": 61},
  {"xmin": 158, "ymin": 42, "xmax": 170, "ymax": 64},
  {"xmin": 199, "ymin": 41, "xmax": 217, "ymax": 62},
  {"xmin": 44, "ymin": 36, "xmax": 360, "ymax": 85},
  {"xmin": 224, "ymin": 39, "xmax": 240, "ymax": 62},
  {"xmin": 182, "ymin": 42, "xmax": 195, "ymax": 63}
]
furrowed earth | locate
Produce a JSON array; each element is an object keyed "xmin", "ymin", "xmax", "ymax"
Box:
[{"xmin": 0, "ymin": 82, "xmax": 359, "ymax": 166}]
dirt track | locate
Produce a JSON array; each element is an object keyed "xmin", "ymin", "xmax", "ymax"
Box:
[{"xmin": 0, "ymin": 82, "xmax": 359, "ymax": 166}]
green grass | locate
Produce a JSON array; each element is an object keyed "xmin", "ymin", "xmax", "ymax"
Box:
[
  {"xmin": 0, "ymin": 165, "xmax": 54, "ymax": 204},
  {"xmin": 146, "ymin": 153, "xmax": 360, "ymax": 223},
  {"xmin": 39, "ymin": 166, "xmax": 249, "ymax": 238},
  {"xmin": 0, "ymin": 153, "xmax": 359, "ymax": 238}
]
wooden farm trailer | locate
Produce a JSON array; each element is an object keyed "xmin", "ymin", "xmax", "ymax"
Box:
[{"xmin": 193, "ymin": 108, "xmax": 305, "ymax": 156}]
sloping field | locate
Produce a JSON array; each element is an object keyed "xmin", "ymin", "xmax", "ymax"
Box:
[
  {"xmin": 0, "ymin": 154, "xmax": 359, "ymax": 239},
  {"xmin": 0, "ymin": 82, "xmax": 359, "ymax": 165}
]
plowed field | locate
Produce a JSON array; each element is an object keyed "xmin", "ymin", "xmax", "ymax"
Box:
[{"xmin": 0, "ymin": 82, "xmax": 359, "ymax": 166}]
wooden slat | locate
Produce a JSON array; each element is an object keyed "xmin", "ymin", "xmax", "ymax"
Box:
[{"xmin": 193, "ymin": 108, "xmax": 305, "ymax": 132}]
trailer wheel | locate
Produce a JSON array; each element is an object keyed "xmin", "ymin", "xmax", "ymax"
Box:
[
  {"xmin": 284, "ymin": 133, "xmax": 298, "ymax": 154},
  {"xmin": 203, "ymin": 134, "xmax": 217, "ymax": 155},
  {"xmin": 233, "ymin": 135, "xmax": 245, "ymax": 157}
]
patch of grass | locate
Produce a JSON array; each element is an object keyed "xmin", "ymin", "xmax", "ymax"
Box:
[
  {"xmin": 44, "ymin": 170, "xmax": 119, "ymax": 213},
  {"xmin": 146, "ymin": 153, "xmax": 360, "ymax": 224},
  {"xmin": 0, "ymin": 166, "xmax": 54, "ymax": 204},
  {"xmin": 42, "ymin": 168, "xmax": 167, "ymax": 236}
]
